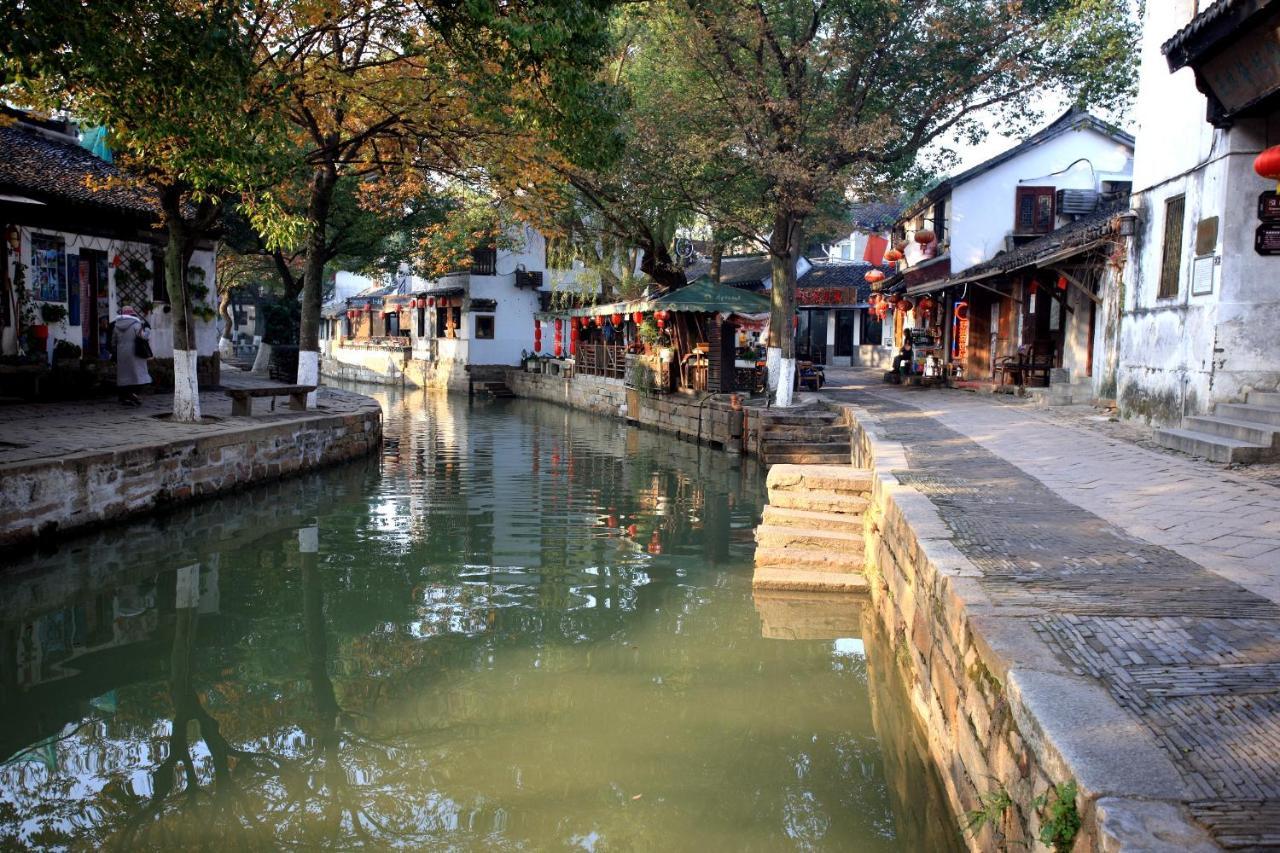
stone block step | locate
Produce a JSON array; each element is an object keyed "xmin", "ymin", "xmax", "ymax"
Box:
[
  {"xmin": 1215, "ymin": 403, "xmax": 1280, "ymax": 428},
  {"xmin": 754, "ymin": 545, "xmax": 862, "ymax": 572},
  {"xmin": 761, "ymin": 505, "xmax": 865, "ymax": 533},
  {"xmin": 759, "ymin": 441, "xmax": 850, "ymax": 454},
  {"xmin": 1153, "ymin": 427, "xmax": 1271, "ymax": 465},
  {"xmin": 754, "ymin": 524, "xmax": 865, "ymax": 551},
  {"xmin": 752, "ymin": 567, "xmax": 868, "ymax": 593},
  {"xmin": 1249, "ymin": 391, "xmax": 1280, "ymax": 407},
  {"xmin": 767, "ymin": 465, "xmax": 873, "ymax": 495},
  {"xmin": 758, "ymin": 412, "xmax": 839, "ymax": 426},
  {"xmin": 762, "ymin": 454, "xmax": 850, "ymax": 467},
  {"xmin": 759, "ymin": 423, "xmax": 850, "ymax": 440},
  {"xmin": 1184, "ymin": 415, "xmax": 1280, "ymax": 446}
]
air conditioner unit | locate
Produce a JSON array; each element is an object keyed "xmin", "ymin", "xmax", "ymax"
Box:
[{"xmin": 1057, "ymin": 189, "xmax": 1099, "ymax": 215}]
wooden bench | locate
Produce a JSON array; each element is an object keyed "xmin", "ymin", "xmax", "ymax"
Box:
[{"xmin": 225, "ymin": 384, "xmax": 316, "ymax": 416}]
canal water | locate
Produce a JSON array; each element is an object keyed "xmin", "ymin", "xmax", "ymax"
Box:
[{"xmin": 0, "ymin": 388, "xmax": 959, "ymax": 851}]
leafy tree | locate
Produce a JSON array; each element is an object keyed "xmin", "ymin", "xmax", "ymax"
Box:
[
  {"xmin": 601, "ymin": 0, "xmax": 1140, "ymax": 405},
  {"xmin": 0, "ymin": 0, "xmax": 291, "ymax": 420}
]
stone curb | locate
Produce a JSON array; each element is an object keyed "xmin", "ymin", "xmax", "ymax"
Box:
[{"xmin": 831, "ymin": 399, "xmax": 1219, "ymax": 852}]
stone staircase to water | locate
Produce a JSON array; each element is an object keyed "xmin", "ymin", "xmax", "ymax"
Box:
[
  {"xmin": 473, "ymin": 379, "xmax": 515, "ymax": 399},
  {"xmin": 758, "ymin": 407, "xmax": 851, "ymax": 466},
  {"xmin": 752, "ymin": 464, "xmax": 870, "ymax": 593},
  {"xmin": 1154, "ymin": 391, "xmax": 1280, "ymax": 464}
]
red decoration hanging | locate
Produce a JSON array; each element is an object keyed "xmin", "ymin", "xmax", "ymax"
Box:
[
  {"xmin": 1029, "ymin": 281, "xmax": 1039, "ymax": 296},
  {"xmin": 632, "ymin": 311, "xmax": 644, "ymax": 325},
  {"xmin": 914, "ymin": 229, "xmax": 936, "ymax": 244},
  {"xmin": 554, "ymin": 318, "xmax": 563, "ymax": 332},
  {"xmin": 884, "ymin": 249, "xmax": 904, "ymax": 263},
  {"xmin": 593, "ymin": 315, "xmax": 603, "ymax": 327},
  {"xmin": 1057, "ymin": 276, "xmax": 1068, "ymax": 291},
  {"xmin": 865, "ymin": 269, "xmax": 886, "ymax": 284},
  {"xmin": 1255, "ymin": 145, "xmax": 1280, "ymax": 189},
  {"xmin": 428, "ymin": 297, "xmax": 435, "ymax": 307},
  {"xmin": 612, "ymin": 312, "xmax": 624, "ymax": 326}
]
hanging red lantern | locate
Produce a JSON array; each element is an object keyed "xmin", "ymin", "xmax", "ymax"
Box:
[
  {"xmin": 884, "ymin": 249, "xmax": 904, "ymax": 263},
  {"xmin": 554, "ymin": 318, "xmax": 563, "ymax": 332},
  {"xmin": 428, "ymin": 297, "xmax": 436, "ymax": 307},
  {"xmin": 593, "ymin": 315, "xmax": 603, "ymax": 328},
  {"xmin": 917, "ymin": 296, "xmax": 935, "ymax": 314},
  {"xmin": 1029, "ymin": 281, "xmax": 1039, "ymax": 296},
  {"xmin": 1255, "ymin": 145, "xmax": 1280, "ymax": 190},
  {"xmin": 865, "ymin": 269, "xmax": 886, "ymax": 284},
  {"xmin": 612, "ymin": 312, "xmax": 624, "ymax": 326},
  {"xmin": 655, "ymin": 312, "xmax": 666, "ymax": 330},
  {"xmin": 955, "ymin": 301, "xmax": 969, "ymax": 320},
  {"xmin": 914, "ymin": 229, "xmax": 936, "ymax": 244},
  {"xmin": 899, "ymin": 297, "xmax": 915, "ymax": 313},
  {"xmin": 1057, "ymin": 276, "xmax": 1068, "ymax": 291},
  {"xmin": 570, "ymin": 323, "xmax": 579, "ymax": 356},
  {"xmin": 632, "ymin": 311, "xmax": 644, "ymax": 325}
]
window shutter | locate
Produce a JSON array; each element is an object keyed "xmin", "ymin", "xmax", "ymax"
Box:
[{"xmin": 1159, "ymin": 195, "xmax": 1186, "ymax": 299}]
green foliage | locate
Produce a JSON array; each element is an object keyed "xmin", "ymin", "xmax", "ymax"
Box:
[
  {"xmin": 260, "ymin": 299, "xmax": 300, "ymax": 347},
  {"xmin": 638, "ymin": 318, "xmax": 661, "ymax": 347},
  {"xmin": 38, "ymin": 302, "xmax": 68, "ymax": 325},
  {"xmin": 1034, "ymin": 781, "xmax": 1081, "ymax": 852},
  {"xmin": 52, "ymin": 339, "xmax": 82, "ymax": 360},
  {"xmin": 963, "ymin": 787, "xmax": 1013, "ymax": 838}
]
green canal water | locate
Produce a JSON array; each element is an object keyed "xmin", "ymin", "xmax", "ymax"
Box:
[{"xmin": 0, "ymin": 388, "xmax": 958, "ymax": 851}]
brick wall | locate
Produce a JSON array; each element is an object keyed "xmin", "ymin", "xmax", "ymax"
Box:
[{"xmin": 0, "ymin": 406, "xmax": 382, "ymax": 549}]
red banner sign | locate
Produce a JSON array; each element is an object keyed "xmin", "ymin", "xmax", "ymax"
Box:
[{"xmin": 796, "ymin": 287, "xmax": 853, "ymax": 306}]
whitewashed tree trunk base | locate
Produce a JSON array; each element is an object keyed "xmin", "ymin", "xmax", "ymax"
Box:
[
  {"xmin": 297, "ymin": 350, "xmax": 319, "ymax": 408},
  {"xmin": 172, "ymin": 349, "xmax": 201, "ymax": 422},
  {"xmin": 766, "ymin": 347, "xmax": 782, "ymax": 393},
  {"xmin": 774, "ymin": 357, "xmax": 796, "ymax": 408},
  {"xmin": 250, "ymin": 342, "xmax": 272, "ymax": 374},
  {"xmin": 218, "ymin": 337, "xmax": 234, "ymax": 360}
]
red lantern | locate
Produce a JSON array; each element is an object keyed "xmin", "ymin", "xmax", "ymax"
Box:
[
  {"xmin": 917, "ymin": 297, "xmax": 935, "ymax": 314},
  {"xmin": 632, "ymin": 311, "xmax": 644, "ymax": 325},
  {"xmin": 899, "ymin": 298, "xmax": 915, "ymax": 312},
  {"xmin": 865, "ymin": 269, "xmax": 886, "ymax": 284},
  {"xmin": 593, "ymin": 315, "xmax": 603, "ymax": 328},
  {"xmin": 1057, "ymin": 276, "xmax": 1068, "ymax": 291},
  {"xmin": 1029, "ymin": 281, "xmax": 1039, "ymax": 296},
  {"xmin": 570, "ymin": 323, "xmax": 579, "ymax": 356},
  {"xmin": 612, "ymin": 312, "xmax": 623, "ymax": 326},
  {"xmin": 1255, "ymin": 145, "xmax": 1280, "ymax": 190},
  {"xmin": 428, "ymin": 297, "xmax": 436, "ymax": 307},
  {"xmin": 914, "ymin": 229, "xmax": 936, "ymax": 244},
  {"xmin": 884, "ymin": 249, "xmax": 904, "ymax": 263},
  {"xmin": 554, "ymin": 318, "xmax": 563, "ymax": 332}
]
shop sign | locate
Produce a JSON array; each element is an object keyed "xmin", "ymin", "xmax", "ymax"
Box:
[
  {"xmin": 796, "ymin": 287, "xmax": 851, "ymax": 305},
  {"xmin": 1256, "ymin": 223, "xmax": 1280, "ymax": 256},
  {"xmin": 1260, "ymin": 192, "xmax": 1280, "ymax": 223}
]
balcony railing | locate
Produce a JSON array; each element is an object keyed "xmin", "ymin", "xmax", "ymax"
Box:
[
  {"xmin": 470, "ymin": 247, "xmax": 497, "ymax": 276},
  {"xmin": 575, "ymin": 343, "xmax": 626, "ymax": 379}
]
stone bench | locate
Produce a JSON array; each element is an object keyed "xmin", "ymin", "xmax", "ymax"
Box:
[{"xmin": 225, "ymin": 384, "xmax": 316, "ymax": 416}]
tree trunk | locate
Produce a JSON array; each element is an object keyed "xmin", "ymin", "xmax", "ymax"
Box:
[
  {"xmin": 639, "ymin": 237, "xmax": 687, "ymax": 292},
  {"xmin": 767, "ymin": 213, "xmax": 804, "ymax": 407},
  {"xmin": 709, "ymin": 241, "xmax": 724, "ymax": 284},
  {"xmin": 298, "ymin": 163, "xmax": 337, "ymax": 407},
  {"xmin": 161, "ymin": 190, "xmax": 201, "ymax": 422}
]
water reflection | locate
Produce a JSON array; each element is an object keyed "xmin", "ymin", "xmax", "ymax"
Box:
[{"xmin": 0, "ymin": 388, "xmax": 956, "ymax": 850}]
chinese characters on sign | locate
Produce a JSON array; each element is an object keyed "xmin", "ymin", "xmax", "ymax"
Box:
[{"xmin": 796, "ymin": 288, "xmax": 850, "ymax": 305}]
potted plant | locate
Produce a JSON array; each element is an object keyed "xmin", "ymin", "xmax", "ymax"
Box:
[{"xmin": 52, "ymin": 339, "xmax": 82, "ymax": 368}]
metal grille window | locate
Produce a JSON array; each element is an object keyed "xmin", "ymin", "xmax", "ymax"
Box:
[{"xmin": 1159, "ymin": 195, "xmax": 1186, "ymax": 299}]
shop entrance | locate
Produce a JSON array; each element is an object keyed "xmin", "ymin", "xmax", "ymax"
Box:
[{"xmin": 796, "ymin": 308, "xmax": 828, "ymax": 365}]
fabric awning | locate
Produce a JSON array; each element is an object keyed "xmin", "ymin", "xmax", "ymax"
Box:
[{"xmin": 652, "ymin": 277, "xmax": 772, "ymax": 313}]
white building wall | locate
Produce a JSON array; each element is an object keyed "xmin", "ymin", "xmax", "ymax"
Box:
[
  {"xmin": 1, "ymin": 228, "xmax": 217, "ymax": 360},
  {"xmin": 949, "ymin": 130, "xmax": 1133, "ymax": 274},
  {"xmin": 1118, "ymin": 0, "xmax": 1280, "ymax": 424}
]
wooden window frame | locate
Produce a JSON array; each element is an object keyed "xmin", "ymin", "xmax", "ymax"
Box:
[
  {"xmin": 1158, "ymin": 195, "xmax": 1186, "ymax": 299},
  {"xmin": 1015, "ymin": 186, "xmax": 1056, "ymax": 235}
]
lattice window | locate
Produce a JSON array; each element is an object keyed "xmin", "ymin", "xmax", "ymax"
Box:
[{"xmin": 112, "ymin": 246, "xmax": 154, "ymax": 312}]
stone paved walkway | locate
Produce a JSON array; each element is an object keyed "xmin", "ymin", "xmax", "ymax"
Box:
[
  {"xmin": 0, "ymin": 370, "xmax": 374, "ymax": 468},
  {"xmin": 823, "ymin": 368, "xmax": 1280, "ymax": 849}
]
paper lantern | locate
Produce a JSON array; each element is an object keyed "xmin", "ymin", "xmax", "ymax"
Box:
[
  {"xmin": 884, "ymin": 249, "xmax": 904, "ymax": 263},
  {"xmin": 428, "ymin": 297, "xmax": 436, "ymax": 307},
  {"xmin": 593, "ymin": 315, "xmax": 603, "ymax": 327},
  {"xmin": 632, "ymin": 311, "xmax": 644, "ymax": 325},
  {"xmin": 555, "ymin": 318, "xmax": 563, "ymax": 332},
  {"xmin": 899, "ymin": 298, "xmax": 915, "ymax": 312},
  {"xmin": 917, "ymin": 297, "xmax": 935, "ymax": 314},
  {"xmin": 865, "ymin": 269, "xmax": 886, "ymax": 284},
  {"xmin": 612, "ymin": 312, "xmax": 624, "ymax": 326},
  {"xmin": 1057, "ymin": 276, "xmax": 1068, "ymax": 291},
  {"xmin": 1029, "ymin": 281, "xmax": 1039, "ymax": 296},
  {"xmin": 1255, "ymin": 145, "xmax": 1280, "ymax": 190},
  {"xmin": 914, "ymin": 229, "xmax": 936, "ymax": 244}
]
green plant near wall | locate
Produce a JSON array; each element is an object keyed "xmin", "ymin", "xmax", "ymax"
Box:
[
  {"xmin": 39, "ymin": 302, "xmax": 69, "ymax": 325},
  {"xmin": 186, "ymin": 265, "xmax": 217, "ymax": 322},
  {"xmin": 638, "ymin": 317, "xmax": 660, "ymax": 347},
  {"xmin": 1034, "ymin": 780, "xmax": 1081, "ymax": 852},
  {"xmin": 963, "ymin": 786, "xmax": 1012, "ymax": 839}
]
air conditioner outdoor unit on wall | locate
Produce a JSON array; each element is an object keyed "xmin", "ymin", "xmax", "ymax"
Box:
[{"xmin": 1057, "ymin": 189, "xmax": 1099, "ymax": 215}]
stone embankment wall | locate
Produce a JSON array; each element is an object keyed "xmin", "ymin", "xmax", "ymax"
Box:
[
  {"xmin": 0, "ymin": 404, "xmax": 382, "ymax": 549},
  {"xmin": 838, "ymin": 403, "xmax": 1215, "ymax": 852},
  {"xmin": 506, "ymin": 370, "xmax": 762, "ymax": 454}
]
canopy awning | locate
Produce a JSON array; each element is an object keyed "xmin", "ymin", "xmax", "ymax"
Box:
[{"xmin": 652, "ymin": 277, "xmax": 772, "ymax": 314}]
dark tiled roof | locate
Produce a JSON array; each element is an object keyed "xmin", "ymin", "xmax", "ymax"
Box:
[
  {"xmin": 0, "ymin": 122, "xmax": 158, "ymax": 217},
  {"xmin": 847, "ymin": 201, "xmax": 903, "ymax": 231},
  {"xmin": 901, "ymin": 108, "xmax": 1135, "ymax": 220},
  {"xmin": 681, "ymin": 253, "xmax": 774, "ymax": 287},
  {"xmin": 1162, "ymin": 0, "xmax": 1275, "ymax": 67},
  {"xmin": 797, "ymin": 260, "xmax": 897, "ymax": 303},
  {"xmin": 949, "ymin": 203, "xmax": 1123, "ymax": 281}
]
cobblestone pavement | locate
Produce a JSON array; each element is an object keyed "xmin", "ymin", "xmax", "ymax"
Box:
[
  {"xmin": 0, "ymin": 370, "xmax": 376, "ymax": 467},
  {"xmin": 823, "ymin": 369, "xmax": 1280, "ymax": 849}
]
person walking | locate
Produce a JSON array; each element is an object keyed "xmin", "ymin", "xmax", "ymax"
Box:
[{"xmin": 112, "ymin": 306, "xmax": 152, "ymax": 406}]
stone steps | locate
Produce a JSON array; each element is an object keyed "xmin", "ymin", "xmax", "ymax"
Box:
[
  {"xmin": 767, "ymin": 489, "xmax": 870, "ymax": 514},
  {"xmin": 755, "ymin": 524, "xmax": 865, "ymax": 551},
  {"xmin": 760, "ymin": 423, "xmax": 849, "ymax": 440},
  {"xmin": 754, "ymin": 545, "xmax": 861, "ymax": 572},
  {"xmin": 761, "ymin": 505, "xmax": 864, "ymax": 533},
  {"xmin": 752, "ymin": 568, "xmax": 868, "ymax": 593},
  {"xmin": 761, "ymin": 452, "xmax": 850, "ymax": 466},
  {"xmin": 767, "ymin": 465, "xmax": 873, "ymax": 494},
  {"xmin": 1155, "ymin": 392, "xmax": 1280, "ymax": 464}
]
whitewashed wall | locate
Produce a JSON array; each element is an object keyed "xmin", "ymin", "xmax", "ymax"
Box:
[
  {"xmin": 1, "ymin": 227, "xmax": 217, "ymax": 359},
  {"xmin": 1118, "ymin": 0, "xmax": 1280, "ymax": 424}
]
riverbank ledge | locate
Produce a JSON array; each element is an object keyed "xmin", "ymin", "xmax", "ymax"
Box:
[
  {"xmin": 0, "ymin": 380, "xmax": 382, "ymax": 550},
  {"xmin": 838, "ymin": 401, "xmax": 1218, "ymax": 852}
]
